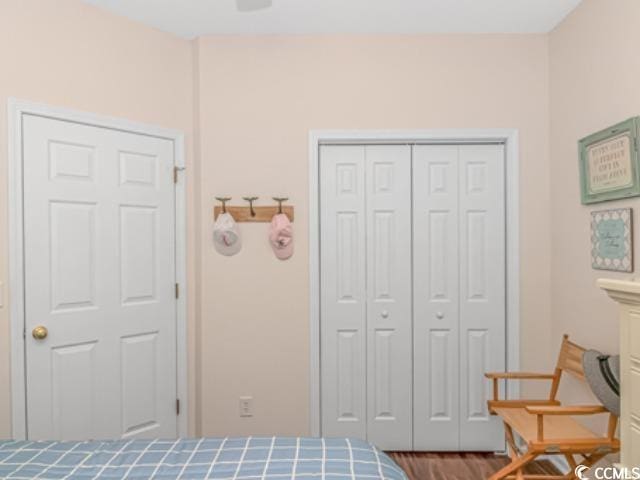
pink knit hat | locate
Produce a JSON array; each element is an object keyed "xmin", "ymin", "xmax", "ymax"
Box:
[{"xmin": 269, "ymin": 213, "xmax": 293, "ymax": 260}]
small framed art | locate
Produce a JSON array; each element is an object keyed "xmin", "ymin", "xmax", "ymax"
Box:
[
  {"xmin": 579, "ymin": 117, "xmax": 640, "ymax": 204},
  {"xmin": 591, "ymin": 208, "xmax": 633, "ymax": 272}
]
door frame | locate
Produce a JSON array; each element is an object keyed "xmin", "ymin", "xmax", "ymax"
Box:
[
  {"xmin": 308, "ymin": 129, "xmax": 520, "ymax": 437},
  {"xmin": 7, "ymin": 99, "xmax": 189, "ymax": 439}
]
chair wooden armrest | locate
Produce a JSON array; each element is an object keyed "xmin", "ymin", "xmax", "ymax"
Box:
[
  {"xmin": 486, "ymin": 372, "xmax": 557, "ymax": 403},
  {"xmin": 485, "ymin": 372, "xmax": 555, "ymax": 379},
  {"xmin": 525, "ymin": 405, "xmax": 608, "ymax": 416},
  {"xmin": 526, "ymin": 405, "xmax": 610, "ymax": 443}
]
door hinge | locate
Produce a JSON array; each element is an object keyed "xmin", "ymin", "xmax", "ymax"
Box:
[
  {"xmin": 176, "ymin": 398, "xmax": 180, "ymax": 415},
  {"xmin": 175, "ymin": 283, "xmax": 180, "ymax": 299},
  {"xmin": 174, "ymin": 166, "xmax": 185, "ymax": 184}
]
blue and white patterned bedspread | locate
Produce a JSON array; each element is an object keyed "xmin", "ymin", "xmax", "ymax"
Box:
[{"xmin": 0, "ymin": 437, "xmax": 408, "ymax": 480}]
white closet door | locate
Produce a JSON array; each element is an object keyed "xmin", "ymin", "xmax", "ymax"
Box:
[
  {"xmin": 413, "ymin": 144, "xmax": 506, "ymax": 451},
  {"xmin": 412, "ymin": 145, "xmax": 461, "ymax": 450},
  {"xmin": 365, "ymin": 146, "xmax": 412, "ymax": 450},
  {"xmin": 320, "ymin": 145, "xmax": 412, "ymax": 449},
  {"xmin": 321, "ymin": 142, "xmax": 505, "ymax": 451},
  {"xmin": 458, "ymin": 144, "xmax": 506, "ymax": 450},
  {"xmin": 320, "ymin": 145, "xmax": 367, "ymax": 439}
]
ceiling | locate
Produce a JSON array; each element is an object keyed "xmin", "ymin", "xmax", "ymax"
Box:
[{"xmin": 81, "ymin": 0, "xmax": 582, "ymax": 39}]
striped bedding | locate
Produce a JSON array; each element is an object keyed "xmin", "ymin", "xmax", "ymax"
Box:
[{"xmin": 0, "ymin": 436, "xmax": 408, "ymax": 480}]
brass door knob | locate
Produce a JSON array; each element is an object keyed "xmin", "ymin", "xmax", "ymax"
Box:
[{"xmin": 32, "ymin": 326, "xmax": 48, "ymax": 340}]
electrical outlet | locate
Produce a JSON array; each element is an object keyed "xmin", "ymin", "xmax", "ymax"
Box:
[{"xmin": 239, "ymin": 396, "xmax": 253, "ymax": 417}]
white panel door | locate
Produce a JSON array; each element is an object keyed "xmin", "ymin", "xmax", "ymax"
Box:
[
  {"xmin": 320, "ymin": 145, "xmax": 367, "ymax": 440},
  {"xmin": 365, "ymin": 146, "xmax": 412, "ymax": 450},
  {"xmin": 458, "ymin": 144, "xmax": 505, "ymax": 450},
  {"xmin": 320, "ymin": 145, "xmax": 412, "ymax": 449},
  {"xmin": 412, "ymin": 145, "xmax": 461, "ymax": 450},
  {"xmin": 23, "ymin": 114, "xmax": 178, "ymax": 440},
  {"xmin": 413, "ymin": 144, "xmax": 505, "ymax": 451}
]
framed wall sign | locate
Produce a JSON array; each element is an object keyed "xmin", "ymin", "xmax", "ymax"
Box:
[
  {"xmin": 579, "ymin": 117, "xmax": 640, "ymax": 204},
  {"xmin": 591, "ymin": 208, "xmax": 633, "ymax": 272}
]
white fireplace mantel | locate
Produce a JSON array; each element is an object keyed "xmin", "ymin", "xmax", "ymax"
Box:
[
  {"xmin": 598, "ymin": 278, "xmax": 640, "ymax": 469},
  {"xmin": 599, "ymin": 278, "xmax": 640, "ymax": 306}
]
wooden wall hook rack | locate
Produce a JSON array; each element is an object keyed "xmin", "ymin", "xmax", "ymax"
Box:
[{"xmin": 214, "ymin": 205, "xmax": 294, "ymax": 223}]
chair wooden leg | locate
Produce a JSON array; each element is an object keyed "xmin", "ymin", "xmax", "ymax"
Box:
[
  {"xmin": 579, "ymin": 452, "xmax": 607, "ymax": 470},
  {"xmin": 558, "ymin": 454, "xmax": 579, "ymax": 480},
  {"xmin": 488, "ymin": 453, "xmax": 537, "ymax": 480},
  {"xmin": 564, "ymin": 454, "xmax": 577, "ymax": 471},
  {"xmin": 505, "ymin": 423, "xmax": 528, "ymax": 480},
  {"xmin": 505, "ymin": 424, "xmax": 520, "ymax": 459},
  {"xmin": 562, "ymin": 452, "xmax": 608, "ymax": 480}
]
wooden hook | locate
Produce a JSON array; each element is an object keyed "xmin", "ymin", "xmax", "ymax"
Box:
[
  {"xmin": 242, "ymin": 196, "xmax": 259, "ymax": 217},
  {"xmin": 272, "ymin": 197, "xmax": 289, "ymax": 214},
  {"xmin": 215, "ymin": 197, "xmax": 232, "ymax": 213}
]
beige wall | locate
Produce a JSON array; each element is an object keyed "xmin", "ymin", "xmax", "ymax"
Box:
[
  {"xmin": 8, "ymin": 0, "xmax": 619, "ymax": 440},
  {"xmin": 549, "ymin": 0, "xmax": 640, "ymax": 415},
  {"xmin": 0, "ymin": 0, "xmax": 196, "ymax": 438},
  {"xmin": 195, "ymin": 34, "xmax": 552, "ymax": 436}
]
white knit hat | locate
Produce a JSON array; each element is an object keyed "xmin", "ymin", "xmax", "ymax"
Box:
[{"xmin": 213, "ymin": 212, "xmax": 242, "ymax": 256}]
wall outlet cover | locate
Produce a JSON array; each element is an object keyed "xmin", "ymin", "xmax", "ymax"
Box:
[{"xmin": 239, "ymin": 396, "xmax": 253, "ymax": 417}]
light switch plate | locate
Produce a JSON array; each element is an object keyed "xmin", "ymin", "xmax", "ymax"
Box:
[{"xmin": 0, "ymin": 282, "xmax": 4, "ymax": 308}]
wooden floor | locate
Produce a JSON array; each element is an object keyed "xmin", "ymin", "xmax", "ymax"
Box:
[{"xmin": 388, "ymin": 451, "xmax": 560, "ymax": 480}]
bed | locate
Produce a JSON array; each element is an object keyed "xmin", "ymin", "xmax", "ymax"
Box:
[{"xmin": 0, "ymin": 436, "xmax": 408, "ymax": 480}]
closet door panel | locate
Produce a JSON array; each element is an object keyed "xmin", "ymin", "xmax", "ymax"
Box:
[
  {"xmin": 365, "ymin": 145, "xmax": 412, "ymax": 450},
  {"xmin": 458, "ymin": 144, "xmax": 506, "ymax": 450},
  {"xmin": 320, "ymin": 145, "xmax": 367, "ymax": 439},
  {"xmin": 412, "ymin": 145, "xmax": 460, "ymax": 450},
  {"xmin": 320, "ymin": 142, "xmax": 507, "ymax": 452}
]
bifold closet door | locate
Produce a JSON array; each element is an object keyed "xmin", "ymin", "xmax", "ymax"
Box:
[
  {"xmin": 320, "ymin": 145, "xmax": 367, "ymax": 441},
  {"xmin": 320, "ymin": 145, "xmax": 412, "ymax": 450},
  {"xmin": 457, "ymin": 145, "xmax": 506, "ymax": 451},
  {"xmin": 364, "ymin": 146, "xmax": 412, "ymax": 450},
  {"xmin": 413, "ymin": 144, "xmax": 506, "ymax": 451},
  {"xmin": 412, "ymin": 145, "xmax": 460, "ymax": 450}
]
